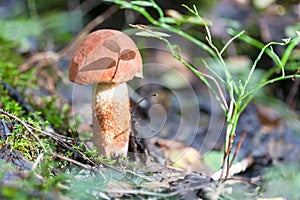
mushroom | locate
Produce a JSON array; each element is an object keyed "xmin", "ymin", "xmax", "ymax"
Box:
[{"xmin": 69, "ymin": 29, "xmax": 142, "ymax": 157}]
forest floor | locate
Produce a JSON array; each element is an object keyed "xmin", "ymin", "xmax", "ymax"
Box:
[{"xmin": 1, "ymin": 0, "xmax": 300, "ymax": 199}]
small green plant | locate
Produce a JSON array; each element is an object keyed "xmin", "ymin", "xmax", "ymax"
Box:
[
  {"xmin": 0, "ymin": 36, "xmax": 94, "ymax": 185},
  {"xmin": 107, "ymin": 0, "xmax": 300, "ymax": 179},
  {"xmin": 0, "ymin": 38, "xmax": 38, "ymax": 89},
  {"xmin": 34, "ymin": 96, "xmax": 80, "ymax": 136}
]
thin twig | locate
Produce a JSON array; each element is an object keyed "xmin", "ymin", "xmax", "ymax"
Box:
[
  {"xmin": 1, "ymin": 109, "xmax": 97, "ymax": 166},
  {"xmin": 18, "ymin": 4, "xmax": 119, "ymax": 77},
  {"xmin": 27, "ymin": 123, "xmax": 76, "ymax": 144},
  {"xmin": 30, "ymin": 125, "xmax": 99, "ymax": 167},
  {"xmin": 286, "ymin": 78, "xmax": 300, "ymax": 108},
  {"xmin": 130, "ymin": 93, "xmax": 158, "ymax": 114},
  {"xmin": 31, "ymin": 153, "xmax": 44, "ymax": 171},
  {"xmin": 229, "ymin": 132, "xmax": 246, "ymax": 169},
  {"xmin": 106, "ymin": 179, "xmax": 216, "ymax": 198},
  {"xmin": 53, "ymin": 153, "xmax": 92, "ymax": 169},
  {"xmin": 200, "ymin": 71, "xmax": 229, "ymax": 110},
  {"xmin": 59, "ymin": 4, "xmax": 119, "ymax": 57},
  {"xmin": 0, "ymin": 109, "xmax": 47, "ymax": 153},
  {"xmin": 26, "ymin": 121, "xmax": 125, "ymax": 172},
  {"xmin": 211, "ymin": 156, "xmax": 253, "ymax": 181},
  {"xmin": 106, "ymin": 189, "xmax": 180, "ymax": 198},
  {"xmin": 218, "ymin": 133, "xmax": 235, "ymax": 182},
  {"xmin": 1, "ymin": 82, "xmax": 35, "ymax": 114},
  {"xmin": 124, "ymin": 169, "xmax": 154, "ymax": 182},
  {"xmin": 224, "ymin": 134, "xmax": 235, "ymax": 180},
  {"xmin": 19, "ymin": 51, "xmax": 59, "ymax": 72}
]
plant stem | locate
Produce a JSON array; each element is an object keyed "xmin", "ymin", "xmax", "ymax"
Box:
[
  {"xmin": 110, "ymin": 0, "xmax": 300, "ymax": 182},
  {"xmin": 111, "ymin": 0, "xmax": 217, "ymax": 57}
]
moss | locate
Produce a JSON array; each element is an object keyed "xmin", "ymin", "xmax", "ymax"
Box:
[{"xmin": 0, "ymin": 39, "xmax": 37, "ymax": 91}]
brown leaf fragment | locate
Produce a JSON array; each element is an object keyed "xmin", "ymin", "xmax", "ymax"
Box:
[
  {"xmin": 120, "ymin": 49, "xmax": 136, "ymax": 61},
  {"xmin": 139, "ymin": 181, "xmax": 169, "ymax": 189},
  {"xmin": 103, "ymin": 39, "xmax": 121, "ymax": 52},
  {"xmin": 268, "ymin": 138, "xmax": 293, "ymax": 164},
  {"xmin": 107, "ymin": 181, "xmax": 134, "ymax": 191},
  {"xmin": 80, "ymin": 57, "xmax": 116, "ymax": 72},
  {"xmin": 155, "ymin": 139, "xmax": 210, "ymax": 174},
  {"xmin": 257, "ymin": 104, "xmax": 281, "ymax": 133}
]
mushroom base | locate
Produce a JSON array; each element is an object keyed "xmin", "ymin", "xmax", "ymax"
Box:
[{"xmin": 93, "ymin": 82, "xmax": 131, "ymax": 157}]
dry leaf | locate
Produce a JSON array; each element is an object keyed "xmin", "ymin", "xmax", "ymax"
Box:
[
  {"xmin": 107, "ymin": 181, "xmax": 134, "ymax": 191},
  {"xmin": 139, "ymin": 181, "xmax": 169, "ymax": 189},
  {"xmin": 257, "ymin": 104, "xmax": 281, "ymax": 133},
  {"xmin": 155, "ymin": 139, "xmax": 209, "ymax": 173}
]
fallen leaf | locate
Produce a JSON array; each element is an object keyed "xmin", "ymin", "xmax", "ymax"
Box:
[
  {"xmin": 139, "ymin": 181, "xmax": 169, "ymax": 189},
  {"xmin": 155, "ymin": 139, "xmax": 210, "ymax": 174},
  {"xmin": 257, "ymin": 104, "xmax": 282, "ymax": 133}
]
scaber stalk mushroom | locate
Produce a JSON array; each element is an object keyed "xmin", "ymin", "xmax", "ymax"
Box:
[{"xmin": 69, "ymin": 29, "xmax": 143, "ymax": 157}]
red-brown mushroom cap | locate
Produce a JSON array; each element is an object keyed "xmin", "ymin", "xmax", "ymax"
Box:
[{"xmin": 69, "ymin": 29, "xmax": 143, "ymax": 85}]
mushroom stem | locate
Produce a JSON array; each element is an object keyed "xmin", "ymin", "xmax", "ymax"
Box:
[{"xmin": 92, "ymin": 82, "xmax": 131, "ymax": 157}]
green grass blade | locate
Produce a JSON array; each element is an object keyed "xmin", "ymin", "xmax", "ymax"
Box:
[
  {"xmin": 281, "ymin": 36, "xmax": 300, "ymax": 67},
  {"xmin": 150, "ymin": 0, "xmax": 164, "ymax": 18},
  {"xmin": 220, "ymin": 30, "xmax": 245, "ymax": 55}
]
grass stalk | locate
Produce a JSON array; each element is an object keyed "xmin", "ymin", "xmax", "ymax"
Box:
[{"xmin": 108, "ymin": 0, "xmax": 300, "ymax": 181}]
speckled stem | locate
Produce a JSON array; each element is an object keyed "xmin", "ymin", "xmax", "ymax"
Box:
[{"xmin": 92, "ymin": 82, "xmax": 130, "ymax": 157}]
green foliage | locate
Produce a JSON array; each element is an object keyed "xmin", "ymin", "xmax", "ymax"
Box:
[
  {"xmin": 1, "ymin": 1, "xmax": 299, "ymax": 199},
  {"xmin": 0, "ymin": 62, "xmax": 37, "ymax": 91},
  {"xmin": 0, "ymin": 27, "xmax": 82, "ymax": 172},
  {"xmin": 72, "ymin": 142, "xmax": 98, "ymax": 159},
  {"xmin": 0, "ymin": 160, "xmax": 68, "ymax": 200},
  {"xmin": 35, "ymin": 96, "xmax": 78, "ymax": 135},
  {"xmin": 67, "ymin": 166, "xmax": 151, "ymax": 199},
  {"xmin": 0, "ymin": 94, "xmax": 25, "ymax": 116},
  {"xmin": 1, "ymin": 111, "xmax": 48, "ymax": 161},
  {"xmin": 0, "ymin": 18, "xmax": 42, "ymax": 42},
  {"xmin": 68, "ymin": 172, "xmax": 116, "ymax": 199},
  {"xmin": 0, "ymin": 38, "xmax": 79, "ymax": 155},
  {"xmin": 0, "ymin": 39, "xmax": 23, "ymax": 64},
  {"xmin": 0, "ymin": 1, "xmax": 79, "ymax": 51},
  {"xmin": 108, "ymin": 0, "xmax": 300, "ymax": 176},
  {"xmin": 259, "ymin": 163, "xmax": 300, "ymax": 199},
  {"xmin": 0, "ymin": 2, "xmax": 183, "ymax": 199},
  {"xmin": 96, "ymin": 155, "xmax": 126, "ymax": 166},
  {"xmin": 0, "ymin": 39, "xmax": 37, "ymax": 91}
]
